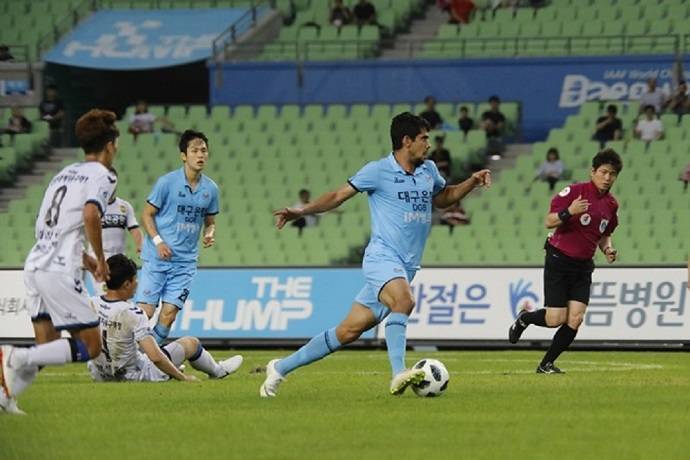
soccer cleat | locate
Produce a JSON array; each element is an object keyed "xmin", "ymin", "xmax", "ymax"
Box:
[
  {"xmin": 508, "ymin": 310, "xmax": 529, "ymax": 344},
  {"xmin": 259, "ymin": 359, "xmax": 285, "ymax": 398},
  {"xmin": 389, "ymin": 368, "xmax": 426, "ymax": 396},
  {"xmin": 0, "ymin": 396, "xmax": 26, "ymax": 416},
  {"xmin": 215, "ymin": 355, "xmax": 244, "ymax": 379},
  {"xmin": 0, "ymin": 346, "xmax": 38, "ymax": 399},
  {"xmin": 536, "ymin": 362, "xmax": 565, "ymax": 374}
]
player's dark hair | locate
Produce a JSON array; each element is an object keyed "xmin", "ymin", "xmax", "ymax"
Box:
[
  {"xmin": 592, "ymin": 148, "xmax": 623, "ymax": 173},
  {"xmin": 105, "ymin": 254, "xmax": 138, "ymax": 290},
  {"xmin": 459, "ymin": 106, "xmax": 469, "ymax": 113},
  {"xmin": 643, "ymin": 104, "xmax": 656, "ymax": 113},
  {"xmin": 75, "ymin": 109, "xmax": 119, "ymax": 154},
  {"xmin": 606, "ymin": 104, "xmax": 617, "ymax": 114},
  {"xmin": 546, "ymin": 147, "xmax": 559, "ymax": 160},
  {"xmin": 424, "ymin": 95, "xmax": 436, "ymax": 104},
  {"xmin": 390, "ymin": 112, "xmax": 430, "ymax": 150},
  {"xmin": 179, "ymin": 129, "xmax": 209, "ymax": 153},
  {"xmin": 489, "ymin": 95, "xmax": 500, "ymax": 103}
]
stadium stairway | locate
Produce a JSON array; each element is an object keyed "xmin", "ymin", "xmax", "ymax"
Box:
[{"xmin": 379, "ymin": 2, "xmax": 448, "ymax": 59}]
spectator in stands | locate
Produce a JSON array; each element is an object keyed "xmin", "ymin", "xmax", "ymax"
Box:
[
  {"xmin": 330, "ymin": 0, "xmax": 352, "ymax": 27},
  {"xmin": 291, "ymin": 189, "xmax": 319, "ymax": 235},
  {"xmin": 439, "ymin": 202, "xmax": 470, "ymax": 233},
  {"xmin": 429, "ymin": 135, "xmax": 452, "ymax": 179},
  {"xmin": 529, "ymin": 147, "xmax": 565, "ymax": 192},
  {"xmin": 128, "ymin": 100, "xmax": 157, "ymax": 140},
  {"xmin": 2, "ymin": 107, "xmax": 32, "ymax": 135},
  {"xmin": 457, "ymin": 105, "xmax": 474, "ymax": 136},
  {"xmin": 353, "ymin": 0, "xmax": 377, "ymax": 26},
  {"xmin": 638, "ymin": 78, "xmax": 667, "ymax": 114},
  {"xmin": 634, "ymin": 105, "xmax": 664, "ymax": 142},
  {"xmin": 419, "ymin": 96, "xmax": 444, "ymax": 130},
  {"xmin": 667, "ymin": 80, "xmax": 690, "ymax": 120},
  {"xmin": 448, "ymin": 0, "xmax": 476, "ymax": 24},
  {"xmin": 481, "ymin": 95, "xmax": 505, "ymax": 140},
  {"xmin": 0, "ymin": 45, "xmax": 14, "ymax": 62},
  {"xmin": 39, "ymin": 84, "xmax": 65, "ymax": 147},
  {"xmin": 680, "ymin": 163, "xmax": 690, "ymax": 192},
  {"xmin": 128, "ymin": 100, "xmax": 176, "ymax": 141},
  {"xmin": 593, "ymin": 104, "xmax": 623, "ymax": 148}
]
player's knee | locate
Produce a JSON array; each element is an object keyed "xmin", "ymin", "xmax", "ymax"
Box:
[
  {"xmin": 182, "ymin": 336, "xmax": 200, "ymax": 355},
  {"xmin": 336, "ymin": 325, "xmax": 361, "ymax": 344},
  {"xmin": 545, "ymin": 309, "xmax": 566, "ymax": 327},
  {"xmin": 391, "ymin": 295, "xmax": 415, "ymax": 315},
  {"xmin": 567, "ymin": 313, "xmax": 584, "ymax": 330}
]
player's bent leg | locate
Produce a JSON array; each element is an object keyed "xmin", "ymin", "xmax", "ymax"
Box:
[
  {"xmin": 378, "ymin": 278, "xmax": 425, "ymax": 394},
  {"xmin": 32, "ymin": 318, "xmax": 61, "ymax": 345},
  {"xmin": 138, "ymin": 302, "xmax": 156, "ymax": 319},
  {"xmin": 172, "ymin": 336, "xmax": 242, "ymax": 379},
  {"xmin": 260, "ymin": 303, "xmax": 377, "ymax": 398}
]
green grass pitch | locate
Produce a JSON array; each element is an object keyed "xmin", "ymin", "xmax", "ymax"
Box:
[{"xmin": 1, "ymin": 350, "xmax": 689, "ymax": 459}]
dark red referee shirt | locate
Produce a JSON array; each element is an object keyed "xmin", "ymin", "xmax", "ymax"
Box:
[{"xmin": 548, "ymin": 181, "xmax": 619, "ymax": 260}]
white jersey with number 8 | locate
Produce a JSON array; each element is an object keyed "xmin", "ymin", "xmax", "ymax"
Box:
[{"xmin": 24, "ymin": 161, "xmax": 117, "ymax": 278}]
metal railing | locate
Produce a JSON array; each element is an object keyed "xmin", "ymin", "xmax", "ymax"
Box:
[
  {"xmin": 211, "ymin": 0, "xmax": 274, "ymax": 61},
  {"xmin": 215, "ymin": 33, "xmax": 689, "ymax": 63},
  {"xmin": 216, "ymin": 39, "xmax": 382, "ymax": 62}
]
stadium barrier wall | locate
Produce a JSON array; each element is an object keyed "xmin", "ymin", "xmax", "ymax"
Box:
[
  {"xmin": 2, "ymin": 267, "xmax": 687, "ymax": 344},
  {"xmin": 208, "ymin": 54, "xmax": 684, "ymax": 141}
]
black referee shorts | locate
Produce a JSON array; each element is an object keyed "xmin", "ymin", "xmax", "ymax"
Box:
[{"xmin": 543, "ymin": 243, "xmax": 594, "ymax": 307}]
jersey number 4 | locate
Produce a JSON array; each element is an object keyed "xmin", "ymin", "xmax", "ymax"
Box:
[{"xmin": 45, "ymin": 185, "xmax": 68, "ymax": 228}]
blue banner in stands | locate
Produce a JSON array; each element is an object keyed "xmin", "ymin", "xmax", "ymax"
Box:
[
  {"xmin": 169, "ymin": 268, "xmax": 375, "ymax": 339},
  {"xmin": 44, "ymin": 9, "xmax": 253, "ymax": 70},
  {"xmin": 209, "ymin": 55, "xmax": 683, "ymax": 140}
]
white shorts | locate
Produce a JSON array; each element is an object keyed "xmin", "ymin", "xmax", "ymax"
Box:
[
  {"xmin": 87, "ymin": 343, "xmax": 185, "ymax": 383},
  {"xmin": 25, "ymin": 270, "xmax": 99, "ymax": 331}
]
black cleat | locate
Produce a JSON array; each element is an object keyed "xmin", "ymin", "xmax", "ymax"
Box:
[
  {"xmin": 508, "ymin": 310, "xmax": 528, "ymax": 344},
  {"xmin": 536, "ymin": 362, "xmax": 565, "ymax": 374}
]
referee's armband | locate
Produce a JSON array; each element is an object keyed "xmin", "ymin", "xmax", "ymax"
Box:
[{"xmin": 557, "ymin": 209, "xmax": 571, "ymax": 223}]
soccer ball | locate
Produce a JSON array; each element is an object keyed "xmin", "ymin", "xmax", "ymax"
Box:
[{"xmin": 412, "ymin": 359, "xmax": 449, "ymax": 397}]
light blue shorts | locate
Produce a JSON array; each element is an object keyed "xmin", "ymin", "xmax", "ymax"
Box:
[
  {"xmin": 354, "ymin": 257, "xmax": 417, "ymax": 323},
  {"xmin": 134, "ymin": 261, "xmax": 197, "ymax": 309}
]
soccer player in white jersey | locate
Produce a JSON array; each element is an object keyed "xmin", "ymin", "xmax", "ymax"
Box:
[
  {"xmin": 261, "ymin": 113, "xmax": 491, "ymax": 397},
  {"xmin": 0, "ymin": 109, "xmax": 119, "ymax": 414},
  {"xmin": 87, "ymin": 169, "xmax": 142, "ymax": 295},
  {"xmin": 88, "ymin": 254, "xmax": 242, "ymax": 382}
]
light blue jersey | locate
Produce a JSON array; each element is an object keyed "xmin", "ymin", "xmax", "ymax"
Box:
[
  {"xmin": 348, "ymin": 153, "xmax": 446, "ymax": 270},
  {"xmin": 142, "ymin": 168, "xmax": 219, "ymax": 265}
]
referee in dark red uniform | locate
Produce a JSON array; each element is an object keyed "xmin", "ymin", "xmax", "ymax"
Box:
[{"xmin": 509, "ymin": 149, "xmax": 622, "ymax": 373}]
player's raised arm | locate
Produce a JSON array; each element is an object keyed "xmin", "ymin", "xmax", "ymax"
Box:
[
  {"xmin": 138, "ymin": 335, "xmax": 197, "ymax": 382},
  {"xmin": 141, "ymin": 201, "xmax": 172, "ymax": 260},
  {"xmin": 273, "ymin": 183, "xmax": 357, "ymax": 229},
  {"xmin": 544, "ymin": 190, "xmax": 590, "ymax": 229},
  {"xmin": 432, "ymin": 169, "xmax": 491, "ymax": 209}
]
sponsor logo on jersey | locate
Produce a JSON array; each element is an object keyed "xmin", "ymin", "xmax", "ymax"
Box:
[{"xmin": 580, "ymin": 213, "xmax": 591, "ymax": 226}]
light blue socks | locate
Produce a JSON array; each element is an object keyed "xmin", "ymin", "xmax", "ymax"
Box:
[
  {"xmin": 384, "ymin": 312, "xmax": 409, "ymax": 376},
  {"xmin": 275, "ymin": 327, "xmax": 341, "ymax": 376},
  {"xmin": 153, "ymin": 324, "xmax": 170, "ymax": 345}
]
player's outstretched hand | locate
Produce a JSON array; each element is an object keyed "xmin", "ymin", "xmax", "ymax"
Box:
[
  {"xmin": 605, "ymin": 247, "xmax": 617, "ymax": 264},
  {"xmin": 568, "ymin": 195, "xmax": 590, "ymax": 215},
  {"xmin": 472, "ymin": 169, "xmax": 492, "ymax": 188},
  {"xmin": 94, "ymin": 257, "xmax": 110, "ymax": 282},
  {"xmin": 184, "ymin": 375, "xmax": 200, "ymax": 383},
  {"xmin": 157, "ymin": 242, "xmax": 173, "ymax": 260},
  {"xmin": 273, "ymin": 207, "xmax": 303, "ymax": 229}
]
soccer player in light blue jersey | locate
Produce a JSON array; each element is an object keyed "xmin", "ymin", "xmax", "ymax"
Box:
[
  {"xmin": 136, "ymin": 130, "xmax": 219, "ymax": 344},
  {"xmin": 260, "ymin": 112, "xmax": 491, "ymax": 397}
]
